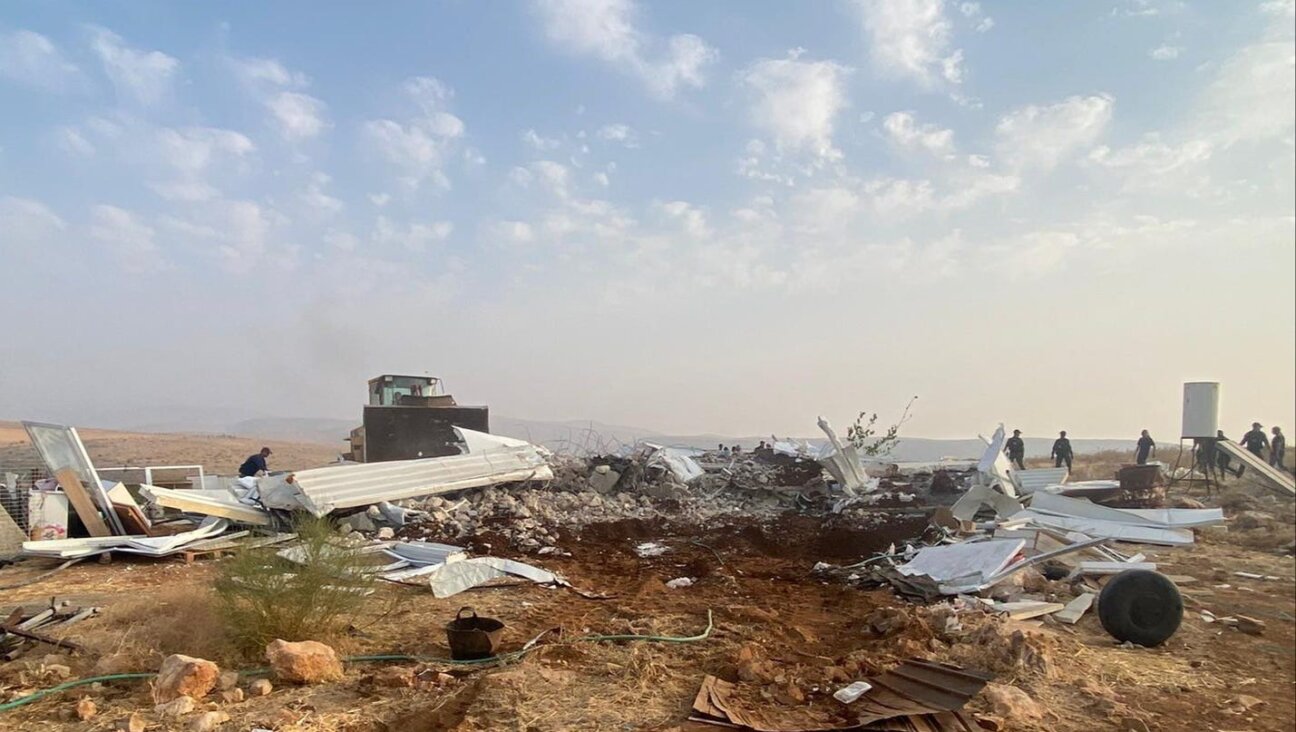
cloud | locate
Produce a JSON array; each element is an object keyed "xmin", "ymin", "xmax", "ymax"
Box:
[
  {"xmin": 997, "ymin": 230, "xmax": 1080, "ymax": 279},
  {"xmin": 597, "ymin": 124, "xmax": 638, "ymax": 147},
  {"xmin": 149, "ymin": 180, "xmax": 220, "ymax": 202},
  {"xmin": 88, "ymin": 26, "xmax": 179, "ymax": 105},
  {"xmin": 55, "ymin": 126, "xmax": 95, "ymax": 155},
  {"xmin": 958, "ymin": 2, "xmax": 994, "ymax": 32},
  {"xmin": 89, "ymin": 204, "xmax": 166, "ymax": 272},
  {"xmin": 372, "ymin": 215, "xmax": 453, "ymax": 251},
  {"xmin": 0, "ymin": 29, "xmax": 81, "ymax": 92},
  {"xmin": 522, "ymin": 129, "xmax": 561, "ymax": 151},
  {"xmin": 267, "ymin": 91, "xmax": 328, "ymax": 140},
  {"xmin": 301, "ymin": 172, "xmax": 343, "ymax": 214},
  {"xmin": 882, "ymin": 111, "xmax": 955, "ymax": 157},
  {"xmin": 487, "ymin": 220, "xmax": 536, "ymax": 245},
  {"xmin": 1194, "ymin": 14, "xmax": 1294, "ymax": 146},
  {"xmin": 229, "ymin": 56, "xmax": 308, "ymax": 87},
  {"xmin": 229, "ymin": 56, "xmax": 329, "ymax": 140},
  {"xmin": 156, "ymin": 126, "xmax": 255, "ymax": 176},
  {"xmin": 533, "ymin": 0, "xmax": 718, "ymax": 98},
  {"xmin": 0, "ymin": 196, "xmax": 67, "ymax": 245},
  {"xmin": 1149, "ymin": 44, "xmax": 1183, "ymax": 60},
  {"xmin": 364, "ymin": 76, "xmax": 466, "ymax": 188},
  {"xmin": 995, "ymin": 94, "xmax": 1114, "ymax": 169},
  {"xmin": 856, "ymin": 0, "xmax": 965, "ymax": 87},
  {"xmin": 740, "ymin": 52, "xmax": 849, "ymax": 161}
]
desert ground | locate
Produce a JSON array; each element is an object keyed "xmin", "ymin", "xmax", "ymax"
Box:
[{"xmin": 0, "ymin": 425, "xmax": 1292, "ymax": 731}]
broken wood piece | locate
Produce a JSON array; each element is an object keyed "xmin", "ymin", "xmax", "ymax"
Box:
[
  {"xmin": 1070, "ymin": 561, "xmax": 1157, "ymax": 578},
  {"xmin": 1234, "ymin": 615, "xmax": 1266, "ymax": 636},
  {"xmin": 991, "ymin": 601, "xmax": 1065, "ymax": 620},
  {"xmin": 1053, "ymin": 593, "xmax": 1095, "ymax": 624},
  {"xmin": 0, "ymin": 623, "xmax": 87, "ymax": 652},
  {"xmin": 53, "ymin": 468, "xmax": 112, "ymax": 538}
]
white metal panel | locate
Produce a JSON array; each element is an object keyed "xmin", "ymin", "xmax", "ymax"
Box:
[
  {"xmin": 1182, "ymin": 382, "xmax": 1220, "ymax": 438},
  {"xmin": 1013, "ymin": 467, "xmax": 1069, "ymax": 494},
  {"xmin": 264, "ymin": 444, "xmax": 553, "ymax": 516},
  {"xmin": 1216, "ymin": 440, "xmax": 1295, "ymax": 494}
]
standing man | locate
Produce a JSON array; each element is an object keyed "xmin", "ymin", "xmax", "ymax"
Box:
[
  {"xmin": 239, "ymin": 447, "xmax": 273, "ymax": 478},
  {"xmin": 1004, "ymin": 429, "xmax": 1026, "ymax": 470},
  {"xmin": 1270, "ymin": 426, "xmax": 1287, "ymax": 471},
  {"xmin": 1241, "ymin": 422, "xmax": 1269, "ymax": 458},
  {"xmin": 1214, "ymin": 430, "xmax": 1240, "ymax": 478},
  {"xmin": 1051, "ymin": 431, "xmax": 1074, "ymax": 472},
  {"xmin": 1135, "ymin": 430, "xmax": 1156, "ymax": 465}
]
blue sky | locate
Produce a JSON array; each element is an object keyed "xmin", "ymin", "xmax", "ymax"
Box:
[{"xmin": 2, "ymin": 0, "xmax": 1293, "ymax": 439}]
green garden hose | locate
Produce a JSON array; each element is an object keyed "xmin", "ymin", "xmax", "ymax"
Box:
[{"xmin": 0, "ymin": 610, "xmax": 713, "ymax": 713}]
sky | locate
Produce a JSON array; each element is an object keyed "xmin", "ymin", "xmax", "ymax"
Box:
[{"xmin": 1, "ymin": 0, "xmax": 1293, "ymax": 441}]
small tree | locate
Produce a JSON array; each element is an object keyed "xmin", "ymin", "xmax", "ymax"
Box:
[
  {"xmin": 846, "ymin": 396, "xmax": 917, "ymax": 457},
  {"xmin": 214, "ymin": 515, "xmax": 378, "ymax": 656}
]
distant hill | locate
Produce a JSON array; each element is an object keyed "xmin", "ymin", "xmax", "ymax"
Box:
[{"xmin": 2, "ymin": 411, "xmax": 1138, "ymax": 462}]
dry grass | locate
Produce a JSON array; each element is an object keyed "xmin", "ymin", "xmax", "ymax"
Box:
[{"xmin": 79, "ymin": 584, "xmax": 232, "ymax": 669}]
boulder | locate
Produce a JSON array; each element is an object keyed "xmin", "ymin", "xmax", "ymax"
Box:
[
  {"xmin": 265, "ymin": 639, "xmax": 344, "ymax": 684},
  {"xmin": 982, "ymin": 683, "xmax": 1044, "ymax": 722},
  {"xmin": 247, "ymin": 678, "xmax": 273, "ymax": 697},
  {"xmin": 153, "ymin": 655, "xmax": 220, "ymax": 704}
]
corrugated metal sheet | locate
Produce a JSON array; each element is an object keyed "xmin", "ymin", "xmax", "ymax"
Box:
[
  {"xmin": 260, "ymin": 428, "xmax": 552, "ymax": 516},
  {"xmin": 1013, "ymin": 467, "xmax": 1069, "ymax": 494}
]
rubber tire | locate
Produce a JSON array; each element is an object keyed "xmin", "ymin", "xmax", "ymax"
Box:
[{"xmin": 1097, "ymin": 569, "xmax": 1183, "ymax": 647}]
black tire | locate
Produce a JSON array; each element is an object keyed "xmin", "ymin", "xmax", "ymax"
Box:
[{"xmin": 1097, "ymin": 569, "xmax": 1183, "ymax": 647}]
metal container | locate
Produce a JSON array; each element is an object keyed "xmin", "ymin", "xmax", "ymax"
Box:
[
  {"xmin": 445, "ymin": 607, "xmax": 504, "ymax": 660},
  {"xmin": 1182, "ymin": 382, "xmax": 1220, "ymax": 439}
]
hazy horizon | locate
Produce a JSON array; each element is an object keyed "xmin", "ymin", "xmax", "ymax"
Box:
[{"xmin": 2, "ymin": 1, "xmax": 1293, "ymax": 442}]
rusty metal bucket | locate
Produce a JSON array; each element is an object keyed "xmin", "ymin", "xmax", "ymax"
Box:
[{"xmin": 445, "ymin": 606, "xmax": 504, "ymax": 660}]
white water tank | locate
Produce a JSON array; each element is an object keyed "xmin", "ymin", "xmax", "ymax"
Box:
[{"xmin": 1182, "ymin": 382, "xmax": 1220, "ymax": 438}]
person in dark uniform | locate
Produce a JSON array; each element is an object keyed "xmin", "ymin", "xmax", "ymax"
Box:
[
  {"xmin": 1051, "ymin": 431, "xmax": 1073, "ymax": 471},
  {"xmin": 1004, "ymin": 429, "xmax": 1026, "ymax": 470},
  {"xmin": 1271, "ymin": 426, "xmax": 1287, "ymax": 471},
  {"xmin": 1213, "ymin": 429, "xmax": 1241, "ymax": 478},
  {"xmin": 239, "ymin": 447, "xmax": 272, "ymax": 477},
  {"xmin": 1135, "ymin": 430, "xmax": 1156, "ymax": 465},
  {"xmin": 1241, "ymin": 422, "xmax": 1269, "ymax": 458}
]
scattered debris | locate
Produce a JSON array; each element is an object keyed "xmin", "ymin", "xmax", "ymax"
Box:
[
  {"xmin": 665, "ymin": 577, "xmax": 695, "ymax": 589},
  {"xmin": 831, "ymin": 681, "xmax": 872, "ymax": 704}
]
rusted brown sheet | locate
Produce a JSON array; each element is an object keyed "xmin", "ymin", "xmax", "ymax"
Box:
[
  {"xmin": 690, "ymin": 660, "xmax": 990, "ymax": 732},
  {"xmin": 854, "ymin": 660, "xmax": 991, "ymax": 725}
]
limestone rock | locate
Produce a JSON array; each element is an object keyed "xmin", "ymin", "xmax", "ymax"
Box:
[
  {"xmin": 265, "ymin": 639, "xmax": 344, "ymax": 684},
  {"xmin": 119, "ymin": 712, "xmax": 145, "ymax": 732},
  {"xmin": 75, "ymin": 698, "xmax": 97, "ymax": 721},
  {"xmin": 217, "ymin": 671, "xmax": 239, "ymax": 691},
  {"xmin": 982, "ymin": 683, "xmax": 1044, "ymax": 722},
  {"xmin": 189, "ymin": 710, "xmax": 230, "ymax": 732},
  {"xmin": 220, "ymin": 688, "xmax": 244, "ymax": 704},
  {"xmin": 153, "ymin": 654, "xmax": 220, "ymax": 704},
  {"xmin": 247, "ymin": 678, "xmax": 273, "ymax": 697},
  {"xmin": 154, "ymin": 695, "xmax": 197, "ymax": 718}
]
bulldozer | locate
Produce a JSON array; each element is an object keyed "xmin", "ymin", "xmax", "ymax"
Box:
[{"xmin": 345, "ymin": 374, "xmax": 489, "ymax": 462}]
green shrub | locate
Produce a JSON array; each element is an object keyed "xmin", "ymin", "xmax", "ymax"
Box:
[{"xmin": 213, "ymin": 515, "xmax": 378, "ymax": 655}]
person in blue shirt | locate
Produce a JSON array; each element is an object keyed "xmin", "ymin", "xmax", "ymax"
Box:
[{"xmin": 239, "ymin": 447, "xmax": 272, "ymax": 477}]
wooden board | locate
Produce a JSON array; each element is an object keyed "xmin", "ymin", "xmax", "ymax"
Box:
[{"xmin": 53, "ymin": 468, "xmax": 112, "ymax": 537}]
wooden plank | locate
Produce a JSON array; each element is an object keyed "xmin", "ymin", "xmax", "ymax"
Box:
[
  {"xmin": 992, "ymin": 601, "xmax": 1065, "ymax": 620},
  {"xmin": 53, "ymin": 468, "xmax": 112, "ymax": 537},
  {"xmin": 1053, "ymin": 593, "xmax": 1095, "ymax": 624}
]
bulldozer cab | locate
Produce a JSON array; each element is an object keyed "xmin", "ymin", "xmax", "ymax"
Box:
[{"xmin": 368, "ymin": 375, "xmax": 446, "ymax": 407}]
